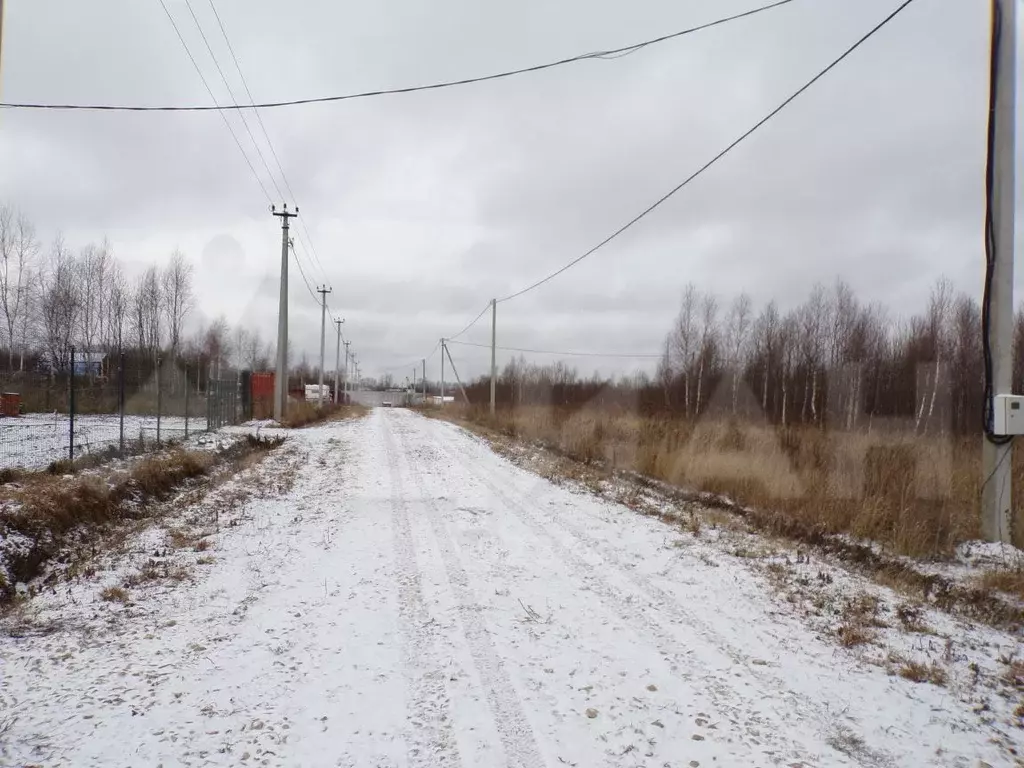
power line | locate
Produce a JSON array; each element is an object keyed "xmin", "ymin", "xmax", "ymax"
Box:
[
  {"xmin": 497, "ymin": 0, "xmax": 918, "ymax": 304},
  {"xmin": 290, "ymin": 240, "xmax": 325, "ymax": 306},
  {"xmin": 448, "ymin": 340, "xmax": 663, "ymax": 358},
  {"xmin": 182, "ymin": 0, "xmax": 284, "ymax": 201},
  {"xmin": 155, "ymin": 0, "xmax": 272, "ymax": 202},
  {"xmin": 447, "ymin": 302, "xmax": 492, "ymax": 342},
  {"xmin": 204, "ymin": 0, "xmax": 333, "ymax": 286},
  {"xmin": 3, "ymin": 1, "xmax": 796, "ymax": 112}
]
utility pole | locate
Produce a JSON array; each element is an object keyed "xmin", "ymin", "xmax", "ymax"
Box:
[
  {"xmin": 334, "ymin": 319, "xmax": 344, "ymax": 405},
  {"xmin": 316, "ymin": 285, "xmax": 332, "ymax": 408},
  {"xmin": 490, "ymin": 298, "xmax": 497, "ymax": 416},
  {"xmin": 422, "ymin": 358, "xmax": 426, "ymax": 403},
  {"xmin": 272, "ymin": 204, "xmax": 298, "ymax": 422},
  {"xmin": 343, "ymin": 340, "xmax": 351, "ymax": 403},
  {"xmin": 982, "ymin": 0, "xmax": 1016, "ymax": 544},
  {"xmin": 0, "ymin": 0, "xmax": 6, "ymax": 99},
  {"xmin": 441, "ymin": 338, "xmax": 446, "ymax": 406}
]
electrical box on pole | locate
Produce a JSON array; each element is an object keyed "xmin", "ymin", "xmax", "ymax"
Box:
[{"xmin": 991, "ymin": 395, "xmax": 1024, "ymax": 435}]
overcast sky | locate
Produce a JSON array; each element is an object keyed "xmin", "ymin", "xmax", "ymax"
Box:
[{"xmin": 0, "ymin": 0, "xmax": 1018, "ymax": 382}]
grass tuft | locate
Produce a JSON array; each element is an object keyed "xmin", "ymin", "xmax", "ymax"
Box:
[
  {"xmin": 899, "ymin": 661, "xmax": 948, "ymax": 687},
  {"xmin": 100, "ymin": 586, "xmax": 128, "ymax": 603}
]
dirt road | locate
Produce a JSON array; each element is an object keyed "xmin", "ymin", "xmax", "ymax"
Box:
[{"xmin": 0, "ymin": 409, "xmax": 1008, "ymax": 766}]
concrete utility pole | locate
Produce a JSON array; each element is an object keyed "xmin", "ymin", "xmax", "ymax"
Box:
[
  {"xmin": 316, "ymin": 285, "xmax": 332, "ymax": 408},
  {"xmin": 0, "ymin": 0, "xmax": 6, "ymax": 97},
  {"xmin": 982, "ymin": 0, "xmax": 1016, "ymax": 543},
  {"xmin": 272, "ymin": 204, "xmax": 298, "ymax": 422},
  {"xmin": 343, "ymin": 341, "xmax": 351, "ymax": 403},
  {"xmin": 422, "ymin": 358, "xmax": 426, "ymax": 402},
  {"xmin": 440, "ymin": 339, "xmax": 446, "ymax": 406},
  {"xmin": 490, "ymin": 299, "xmax": 497, "ymax": 416},
  {"xmin": 334, "ymin": 319, "xmax": 344, "ymax": 405}
]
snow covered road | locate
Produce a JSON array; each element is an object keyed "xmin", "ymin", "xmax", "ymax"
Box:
[{"xmin": 1, "ymin": 409, "xmax": 1011, "ymax": 767}]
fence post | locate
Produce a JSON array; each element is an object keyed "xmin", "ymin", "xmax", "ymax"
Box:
[
  {"xmin": 118, "ymin": 351, "xmax": 125, "ymax": 454},
  {"xmin": 156, "ymin": 355, "xmax": 162, "ymax": 446},
  {"xmin": 184, "ymin": 364, "xmax": 190, "ymax": 439},
  {"xmin": 69, "ymin": 346, "xmax": 75, "ymax": 464}
]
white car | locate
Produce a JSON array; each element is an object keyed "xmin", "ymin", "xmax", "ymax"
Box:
[{"xmin": 382, "ymin": 400, "xmax": 392, "ymax": 407}]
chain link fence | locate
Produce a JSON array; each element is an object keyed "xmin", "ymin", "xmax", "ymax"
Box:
[{"xmin": 0, "ymin": 349, "xmax": 245, "ymax": 472}]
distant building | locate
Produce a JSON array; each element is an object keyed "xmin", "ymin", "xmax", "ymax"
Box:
[{"xmin": 71, "ymin": 352, "xmax": 106, "ymax": 377}]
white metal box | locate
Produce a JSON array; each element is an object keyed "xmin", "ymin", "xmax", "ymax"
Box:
[{"xmin": 992, "ymin": 394, "xmax": 1024, "ymax": 435}]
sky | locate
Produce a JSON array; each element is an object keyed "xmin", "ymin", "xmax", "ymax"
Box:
[{"xmin": 0, "ymin": 0, "xmax": 1019, "ymax": 383}]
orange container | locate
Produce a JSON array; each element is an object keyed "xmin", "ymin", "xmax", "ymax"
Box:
[{"xmin": 0, "ymin": 392, "xmax": 21, "ymax": 417}]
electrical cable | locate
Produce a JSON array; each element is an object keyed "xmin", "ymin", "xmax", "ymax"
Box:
[
  {"xmin": 447, "ymin": 302, "xmax": 493, "ymax": 342},
  {"xmin": 155, "ymin": 0, "xmax": 272, "ymax": 202},
  {"xmin": 205, "ymin": 0, "xmax": 333, "ymax": 286},
  {"xmin": 182, "ymin": 0, "xmax": 285, "ymax": 201},
  {"xmin": 496, "ymin": 0, "xmax": 918, "ymax": 304},
  {"xmin": 3, "ymin": 1, "xmax": 796, "ymax": 112},
  {"xmin": 448, "ymin": 340, "xmax": 662, "ymax": 358},
  {"xmin": 981, "ymin": 0, "xmax": 1013, "ymax": 446}
]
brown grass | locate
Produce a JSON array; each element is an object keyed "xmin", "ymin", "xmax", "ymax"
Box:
[
  {"xmin": 446, "ymin": 404, "xmax": 1022, "ymax": 557},
  {"xmin": 441, "ymin": 404, "xmax": 1024, "ymax": 630},
  {"xmin": 979, "ymin": 568, "xmax": 1024, "ymax": 600},
  {"xmin": 281, "ymin": 402, "xmax": 368, "ymax": 429},
  {"xmin": 100, "ymin": 586, "xmax": 128, "ymax": 603},
  {"xmin": 899, "ymin": 661, "xmax": 948, "ymax": 686},
  {"xmin": 837, "ymin": 624, "xmax": 875, "ymax": 647},
  {"xmin": 0, "ymin": 434, "xmax": 285, "ymax": 604}
]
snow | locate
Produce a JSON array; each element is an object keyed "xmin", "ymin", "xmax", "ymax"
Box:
[
  {"xmin": 1, "ymin": 409, "xmax": 1021, "ymax": 767},
  {"xmin": 0, "ymin": 413, "xmax": 210, "ymax": 470}
]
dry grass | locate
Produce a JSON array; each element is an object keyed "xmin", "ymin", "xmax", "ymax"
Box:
[
  {"xmin": 978, "ymin": 568, "xmax": 1024, "ymax": 600},
  {"xmin": 836, "ymin": 623, "xmax": 875, "ymax": 647},
  {"xmin": 443, "ymin": 404, "xmax": 1024, "ymax": 630},
  {"xmin": 898, "ymin": 660, "xmax": 948, "ymax": 687},
  {"xmin": 895, "ymin": 603, "xmax": 932, "ymax": 634},
  {"xmin": 281, "ymin": 402, "xmax": 367, "ymax": 429},
  {"xmin": 448, "ymin": 404, "xmax": 1022, "ymax": 557},
  {"xmin": 0, "ymin": 434, "xmax": 285, "ymax": 605},
  {"xmin": 100, "ymin": 586, "xmax": 128, "ymax": 603}
]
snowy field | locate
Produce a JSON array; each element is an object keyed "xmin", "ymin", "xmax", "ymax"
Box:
[
  {"xmin": 0, "ymin": 413, "xmax": 209, "ymax": 470},
  {"xmin": 1, "ymin": 409, "xmax": 1021, "ymax": 766}
]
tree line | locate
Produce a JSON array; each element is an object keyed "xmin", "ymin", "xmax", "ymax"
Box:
[
  {"xmin": 470, "ymin": 278, "xmax": 1019, "ymax": 437},
  {"xmin": 0, "ymin": 203, "xmax": 276, "ymax": 384}
]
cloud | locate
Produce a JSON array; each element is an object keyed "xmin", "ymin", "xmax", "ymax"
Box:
[{"xmin": 0, "ymin": 0, "xmax": 1012, "ymax": 380}]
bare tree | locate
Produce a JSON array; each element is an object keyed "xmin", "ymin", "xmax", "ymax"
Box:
[
  {"xmin": 724, "ymin": 293, "xmax": 752, "ymax": 415},
  {"xmin": 797, "ymin": 284, "xmax": 826, "ymax": 424},
  {"xmin": 233, "ymin": 326, "xmax": 250, "ymax": 369},
  {"xmin": 669, "ymin": 283, "xmax": 700, "ymax": 416},
  {"xmin": 39, "ymin": 236, "xmax": 79, "ymax": 373},
  {"xmin": 107, "ymin": 261, "xmax": 129, "ymax": 354},
  {"xmin": 131, "ymin": 267, "xmax": 163, "ymax": 359},
  {"xmin": 75, "ymin": 241, "xmax": 110, "ymax": 366},
  {"xmin": 0, "ymin": 205, "xmax": 39, "ymax": 370},
  {"xmin": 203, "ymin": 316, "xmax": 233, "ymax": 380},
  {"xmin": 162, "ymin": 249, "xmax": 193, "ymax": 358},
  {"xmin": 752, "ymin": 301, "xmax": 780, "ymax": 415},
  {"xmin": 694, "ymin": 293, "xmax": 719, "ymax": 415}
]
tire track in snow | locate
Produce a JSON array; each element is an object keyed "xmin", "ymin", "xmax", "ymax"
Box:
[
  {"xmin": 382, "ymin": 418, "xmax": 464, "ymax": 768},
  {"xmin": 437, "ymin": 427, "xmax": 899, "ymax": 767},
  {"xmin": 389, "ymin": 414, "xmax": 547, "ymax": 768},
  {"xmin": 428, "ymin": 423, "xmax": 837, "ymax": 767}
]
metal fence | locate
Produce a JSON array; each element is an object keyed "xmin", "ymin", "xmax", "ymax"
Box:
[{"xmin": 0, "ymin": 349, "xmax": 244, "ymax": 472}]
